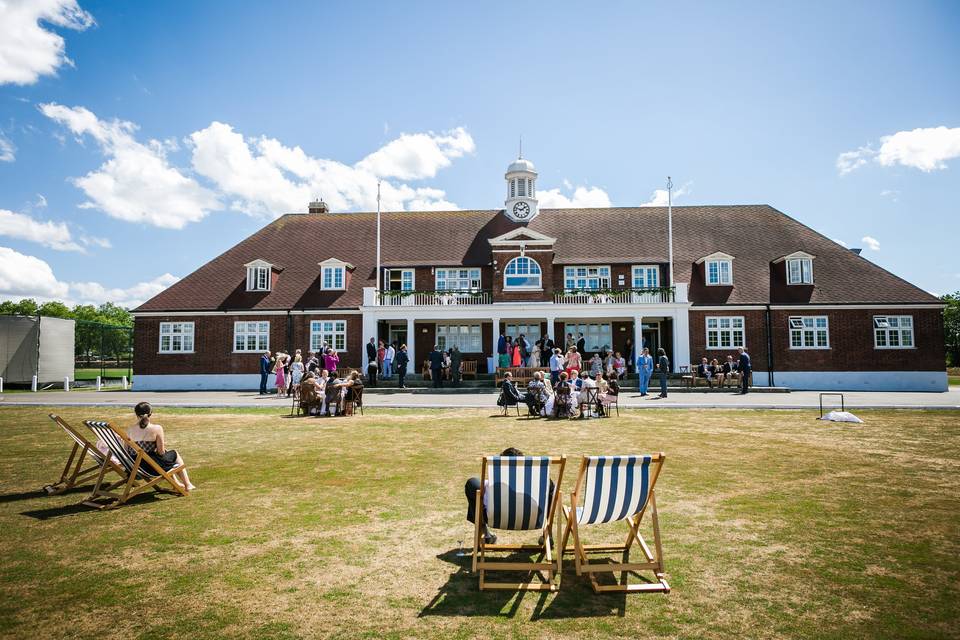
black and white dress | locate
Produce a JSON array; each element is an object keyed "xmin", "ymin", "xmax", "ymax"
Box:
[{"xmin": 131, "ymin": 439, "xmax": 179, "ymax": 472}]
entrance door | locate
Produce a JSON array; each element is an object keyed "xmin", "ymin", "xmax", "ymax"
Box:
[
  {"xmin": 388, "ymin": 323, "xmax": 407, "ymax": 348},
  {"xmin": 642, "ymin": 323, "xmax": 660, "ymax": 357}
]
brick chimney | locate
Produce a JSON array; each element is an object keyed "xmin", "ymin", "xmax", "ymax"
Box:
[{"xmin": 308, "ymin": 198, "xmax": 329, "ymax": 214}]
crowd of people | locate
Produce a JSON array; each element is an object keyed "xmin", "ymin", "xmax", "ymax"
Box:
[
  {"xmin": 694, "ymin": 348, "xmax": 752, "ymax": 393},
  {"xmin": 498, "ymin": 368, "xmax": 621, "ymax": 418}
]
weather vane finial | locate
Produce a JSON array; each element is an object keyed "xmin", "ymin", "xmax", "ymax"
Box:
[{"xmin": 519, "ymin": 135, "xmax": 523, "ymax": 159}]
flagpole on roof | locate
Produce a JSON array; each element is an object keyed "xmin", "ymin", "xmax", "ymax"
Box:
[
  {"xmin": 667, "ymin": 176, "xmax": 674, "ymax": 288},
  {"xmin": 376, "ymin": 181, "xmax": 382, "ymax": 294}
]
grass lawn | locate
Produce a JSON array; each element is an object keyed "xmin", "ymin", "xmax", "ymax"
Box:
[
  {"xmin": 949, "ymin": 375, "xmax": 960, "ymax": 386},
  {"xmin": 0, "ymin": 407, "xmax": 958, "ymax": 639},
  {"xmin": 74, "ymin": 368, "xmax": 132, "ymax": 381}
]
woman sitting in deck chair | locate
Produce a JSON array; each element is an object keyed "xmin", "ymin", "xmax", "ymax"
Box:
[{"xmin": 129, "ymin": 402, "xmax": 195, "ymax": 491}]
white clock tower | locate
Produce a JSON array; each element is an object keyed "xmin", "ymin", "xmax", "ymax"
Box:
[{"xmin": 503, "ymin": 154, "xmax": 539, "ymax": 223}]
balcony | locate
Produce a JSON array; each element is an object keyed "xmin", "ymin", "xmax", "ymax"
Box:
[
  {"xmin": 553, "ymin": 285, "xmax": 685, "ymax": 304},
  {"xmin": 371, "ymin": 289, "xmax": 493, "ymax": 306}
]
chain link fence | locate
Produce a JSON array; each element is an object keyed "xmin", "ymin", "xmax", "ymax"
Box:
[{"xmin": 73, "ymin": 319, "xmax": 133, "ymax": 388}]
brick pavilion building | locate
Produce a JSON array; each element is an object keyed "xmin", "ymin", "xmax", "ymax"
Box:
[{"xmin": 132, "ymin": 155, "xmax": 946, "ymax": 392}]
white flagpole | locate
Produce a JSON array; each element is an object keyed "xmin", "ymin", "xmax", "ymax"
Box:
[
  {"xmin": 667, "ymin": 176, "xmax": 674, "ymax": 288},
  {"xmin": 376, "ymin": 181, "xmax": 382, "ymax": 294}
]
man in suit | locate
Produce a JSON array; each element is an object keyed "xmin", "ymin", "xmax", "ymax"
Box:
[
  {"xmin": 542, "ymin": 335, "xmax": 555, "ymax": 367},
  {"xmin": 655, "ymin": 348, "xmax": 670, "ymax": 398},
  {"xmin": 395, "ymin": 344, "xmax": 410, "ymax": 389},
  {"xmin": 498, "ymin": 372, "xmax": 521, "ymax": 406},
  {"xmin": 449, "ymin": 345, "xmax": 463, "ymax": 387},
  {"xmin": 429, "ymin": 345, "xmax": 444, "ymax": 388},
  {"xmin": 576, "ymin": 332, "xmax": 586, "ymax": 355},
  {"xmin": 259, "ymin": 351, "xmax": 272, "ymax": 395},
  {"xmin": 697, "ymin": 357, "xmax": 714, "ymax": 389},
  {"xmin": 737, "ymin": 347, "xmax": 752, "ymax": 394},
  {"xmin": 366, "ymin": 337, "xmax": 377, "ymax": 366}
]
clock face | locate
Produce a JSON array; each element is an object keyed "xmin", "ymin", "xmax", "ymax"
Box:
[{"xmin": 513, "ymin": 201, "xmax": 531, "ymax": 219}]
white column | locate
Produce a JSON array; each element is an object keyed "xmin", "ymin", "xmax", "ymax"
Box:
[
  {"xmin": 490, "ymin": 314, "xmax": 501, "ymax": 368},
  {"xmin": 633, "ymin": 315, "xmax": 644, "ymax": 367},
  {"xmin": 672, "ymin": 309, "xmax": 691, "ymax": 373},
  {"xmin": 544, "ymin": 315, "xmax": 556, "ymax": 343},
  {"xmin": 361, "ymin": 312, "xmax": 377, "ymax": 354},
  {"xmin": 405, "ymin": 316, "xmax": 416, "ymax": 374}
]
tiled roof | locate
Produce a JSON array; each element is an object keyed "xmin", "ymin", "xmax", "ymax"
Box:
[{"xmin": 135, "ymin": 205, "xmax": 939, "ymax": 311}]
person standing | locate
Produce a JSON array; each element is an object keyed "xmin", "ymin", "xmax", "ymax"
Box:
[
  {"xmin": 655, "ymin": 348, "xmax": 670, "ymax": 398},
  {"xmin": 542, "ymin": 334, "xmax": 554, "ymax": 367},
  {"xmin": 383, "ymin": 342, "xmax": 395, "ymax": 379},
  {"xmin": 497, "ymin": 332, "xmax": 508, "ymax": 368},
  {"xmin": 450, "ymin": 345, "xmax": 463, "ymax": 387},
  {"xmin": 395, "ymin": 344, "xmax": 410, "ymax": 389},
  {"xmin": 429, "ymin": 345, "xmax": 444, "ymax": 388},
  {"xmin": 576, "ymin": 332, "xmax": 586, "ymax": 355},
  {"xmin": 738, "ymin": 347, "xmax": 752, "ymax": 394},
  {"xmin": 274, "ymin": 352, "xmax": 287, "ymax": 398},
  {"xmin": 366, "ymin": 338, "xmax": 377, "ymax": 369},
  {"xmin": 366, "ymin": 356, "xmax": 378, "ymax": 387},
  {"xmin": 624, "ymin": 337, "xmax": 635, "ymax": 374},
  {"xmin": 290, "ymin": 353, "xmax": 304, "ymax": 388},
  {"xmin": 323, "ymin": 349, "xmax": 340, "ymax": 376},
  {"xmin": 549, "ymin": 348, "xmax": 563, "ymax": 387},
  {"xmin": 511, "ymin": 336, "xmax": 522, "ymax": 367},
  {"xmin": 259, "ymin": 351, "xmax": 272, "ymax": 395},
  {"xmin": 377, "ymin": 340, "xmax": 386, "ymax": 375},
  {"xmin": 637, "ymin": 347, "xmax": 653, "ymax": 396}
]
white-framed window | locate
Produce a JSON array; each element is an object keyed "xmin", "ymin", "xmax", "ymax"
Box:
[
  {"xmin": 874, "ymin": 315, "xmax": 914, "ymax": 349},
  {"xmin": 322, "ymin": 265, "xmax": 345, "ymax": 290},
  {"xmin": 505, "ymin": 323, "xmax": 542, "ymax": 344},
  {"xmin": 436, "ymin": 323, "xmax": 483, "ymax": 352},
  {"xmin": 706, "ymin": 259, "xmax": 732, "ymax": 286},
  {"xmin": 706, "ymin": 316, "xmax": 745, "ymax": 349},
  {"xmin": 564, "ymin": 265, "xmax": 611, "ymax": 290},
  {"xmin": 310, "ymin": 320, "xmax": 347, "ymax": 352},
  {"xmin": 504, "ymin": 256, "xmax": 542, "ymax": 289},
  {"xmin": 234, "ymin": 321, "xmax": 270, "ymax": 352},
  {"xmin": 386, "ymin": 268, "xmax": 414, "ymax": 291},
  {"xmin": 159, "ymin": 322, "xmax": 194, "ymax": 353},
  {"xmin": 632, "ymin": 265, "xmax": 659, "ymax": 289},
  {"xmin": 436, "ymin": 268, "xmax": 481, "ymax": 291},
  {"xmin": 246, "ymin": 265, "xmax": 271, "ymax": 291},
  {"xmin": 789, "ymin": 316, "xmax": 829, "ymax": 349},
  {"xmin": 787, "ymin": 258, "xmax": 813, "ymax": 285},
  {"xmin": 564, "ymin": 323, "xmax": 613, "ymax": 352}
]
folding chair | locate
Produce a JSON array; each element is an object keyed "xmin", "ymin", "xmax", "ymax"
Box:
[
  {"xmin": 44, "ymin": 414, "xmax": 126, "ymax": 495},
  {"xmin": 346, "ymin": 385, "xmax": 364, "ymax": 416},
  {"xmin": 498, "ymin": 391, "xmax": 521, "ymax": 416},
  {"xmin": 82, "ymin": 421, "xmax": 190, "ymax": 510},
  {"xmin": 560, "ymin": 454, "xmax": 669, "ymax": 593},
  {"xmin": 472, "ymin": 455, "xmax": 566, "ymax": 591},
  {"xmin": 602, "ymin": 392, "xmax": 620, "ymax": 417},
  {"xmin": 552, "ymin": 386, "xmax": 572, "ymax": 419},
  {"xmin": 578, "ymin": 387, "xmax": 599, "ymax": 419}
]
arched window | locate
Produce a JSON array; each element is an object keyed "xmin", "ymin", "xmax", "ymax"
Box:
[{"xmin": 504, "ymin": 256, "xmax": 542, "ymax": 289}]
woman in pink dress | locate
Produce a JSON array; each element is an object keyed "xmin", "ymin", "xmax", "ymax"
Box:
[
  {"xmin": 323, "ymin": 349, "xmax": 340, "ymax": 376},
  {"xmin": 511, "ymin": 339, "xmax": 522, "ymax": 367},
  {"xmin": 274, "ymin": 352, "xmax": 287, "ymax": 397}
]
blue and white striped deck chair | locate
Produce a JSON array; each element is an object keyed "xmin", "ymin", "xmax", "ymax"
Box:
[
  {"xmin": 82, "ymin": 420, "xmax": 189, "ymax": 510},
  {"xmin": 44, "ymin": 415, "xmax": 126, "ymax": 495},
  {"xmin": 471, "ymin": 455, "xmax": 566, "ymax": 591},
  {"xmin": 560, "ymin": 454, "xmax": 669, "ymax": 593}
]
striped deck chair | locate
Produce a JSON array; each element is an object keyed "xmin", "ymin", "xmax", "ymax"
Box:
[
  {"xmin": 44, "ymin": 414, "xmax": 126, "ymax": 495},
  {"xmin": 81, "ymin": 420, "xmax": 189, "ymax": 510},
  {"xmin": 559, "ymin": 454, "xmax": 669, "ymax": 593},
  {"xmin": 471, "ymin": 455, "xmax": 566, "ymax": 591}
]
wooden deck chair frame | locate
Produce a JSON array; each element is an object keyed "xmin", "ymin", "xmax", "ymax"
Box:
[
  {"xmin": 560, "ymin": 454, "xmax": 669, "ymax": 594},
  {"xmin": 347, "ymin": 385, "xmax": 364, "ymax": 415},
  {"xmin": 82, "ymin": 420, "xmax": 190, "ymax": 510},
  {"xmin": 472, "ymin": 455, "xmax": 566, "ymax": 592},
  {"xmin": 44, "ymin": 414, "xmax": 126, "ymax": 495},
  {"xmin": 578, "ymin": 387, "xmax": 600, "ymax": 419}
]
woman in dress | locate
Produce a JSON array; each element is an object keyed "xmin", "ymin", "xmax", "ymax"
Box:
[
  {"xmin": 531, "ymin": 341, "xmax": 541, "ymax": 369},
  {"xmin": 565, "ymin": 347, "xmax": 582, "ymax": 376},
  {"xmin": 290, "ymin": 353, "xmax": 304, "ymax": 388},
  {"xmin": 323, "ymin": 349, "xmax": 340, "ymax": 376},
  {"xmin": 511, "ymin": 338, "xmax": 522, "ymax": 367},
  {"xmin": 589, "ymin": 353, "xmax": 603, "ymax": 378},
  {"xmin": 274, "ymin": 352, "xmax": 287, "ymax": 397},
  {"xmin": 129, "ymin": 402, "xmax": 194, "ymax": 490}
]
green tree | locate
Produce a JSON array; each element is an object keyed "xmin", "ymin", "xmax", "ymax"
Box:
[
  {"xmin": 943, "ymin": 292, "xmax": 960, "ymax": 366},
  {"xmin": 38, "ymin": 301, "xmax": 74, "ymax": 319},
  {"xmin": 0, "ymin": 298, "xmax": 40, "ymax": 316},
  {"xmin": 72, "ymin": 304, "xmax": 102, "ymax": 367}
]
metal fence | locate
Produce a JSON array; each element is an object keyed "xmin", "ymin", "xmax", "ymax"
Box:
[{"xmin": 73, "ymin": 319, "xmax": 133, "ymax": 386}]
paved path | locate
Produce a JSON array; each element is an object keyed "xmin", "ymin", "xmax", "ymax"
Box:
[{"xmin": 1, "ymin": 388, "xmax": 958, "ymax": 410}]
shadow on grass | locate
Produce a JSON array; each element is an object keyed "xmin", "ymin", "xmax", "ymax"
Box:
[
  {"xmin": 19, "ymin": 491, "xmax": 176, "ymax": 520},
  {"xmin": 0, "ymin": 484, "xmax": 93, "ymax": 503},
  {"xmin": 420, "ymin": 548, "xmax": 629, "ymax": 620}
]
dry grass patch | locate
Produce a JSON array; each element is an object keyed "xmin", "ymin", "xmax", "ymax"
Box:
[{"xmin": 0, "ymin": 406, "xmax": 958, "ymax": 639}]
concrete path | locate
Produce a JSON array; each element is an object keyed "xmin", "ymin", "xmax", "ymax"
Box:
[{"xmin": 1, "ymin": 388, "xmax": 958, "ymax": 410}]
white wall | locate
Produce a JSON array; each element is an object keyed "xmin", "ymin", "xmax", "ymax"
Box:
[
  {"xmin": 136, "ymin": 374, "xmax": 267, "ymax": 391},
  {"xmin": 757, "ymin": 371, "xmax": 948, "ymax": 392}
]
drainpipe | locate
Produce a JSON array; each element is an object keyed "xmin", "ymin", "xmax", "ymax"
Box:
[
  {"xmin": 765, "ymin": 304, "xmax": 775, "ymax": 387},
  {"xmin": 286, "ymin": 311, "xmax": 293, "ymax": 352}
]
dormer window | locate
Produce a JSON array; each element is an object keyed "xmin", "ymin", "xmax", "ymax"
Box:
[
  {"xmin": 697, "ymin": 252, "xmax": 734, "ymax": 286},
  {"xmin": 318, "ymin": 258, "xmax": 353, "ymax": 291},
  {"xmin": 776, "ymin": 251, "xmax": 816, "ymax": 285},
  {"xmin": 244, "ymin": 260, "xmax": 273, "ymax": 292},
  {"xmin": 504, "ymin": 256, "xmax": 542, "ymax": 290}
]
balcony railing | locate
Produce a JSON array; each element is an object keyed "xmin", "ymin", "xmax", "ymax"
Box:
[
  {"xmin": 375, "ymin": 289, "xmax": 493, "ymax": 306},
  {"xmin": 553, "ymin": 286, "xmax": 678, "ymax": 304}
]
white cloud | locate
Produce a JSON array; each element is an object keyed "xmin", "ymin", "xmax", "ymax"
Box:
[
  {"xmin": 33, "ymin": 193, "xmax": 48, "ymax": 208},
  {"xmin": 879, "ymin": 189, "xmax": 900, "ymax": 202},
  {"xmin": 640, "ymin": 181, "xmax": 690, "ymax": 206},
  {"xmin": 537, "ymin": 185, "xmax": 612, "ymax": 209},
  {"xmin": 0, "ymin": 0, "xmax": 94, "ymax": 86},
  {"xmin": 355, "ymin": 127, "xmax": 475, "ymax": 180},
  {"xmin": 861, "ymin": 235, "xmax": 881, "ymax": 251},
  {"xmin": 0, "ymin": 246, "xmax": 70, "ymax": 298},
  {"xmin": 0, "ymin": 134, "xmax": 15, "ymax": 162},
  {"xmin": 0, "ymin": 208, "xmax": 84, "ymax": 251},
  {"xmin": 39, "ymin": 103, "xmax": 221, "ymax": 229},
  {"xmin": 189, "ymin": 122, "xmax": 466, "ymax": 215},
  {"xmin": 0, "ymin": 245, "xmax": 176, "ymax": 307},
  {"xmin": 838, "ymin": 126, "xmax": 960, "ymax": 174},
  {"xmin": 79, "ymin": 234, "xmax": 111, "ymax": 249}
]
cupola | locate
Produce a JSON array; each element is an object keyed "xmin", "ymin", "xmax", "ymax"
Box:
[{"xmin": 504, "ymin": 149, "xmax": 539, "ymax": 223}]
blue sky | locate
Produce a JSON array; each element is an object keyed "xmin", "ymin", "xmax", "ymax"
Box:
[{"xmin": 1, "ymin": 0, "xmax": 958, "ymax": 307}]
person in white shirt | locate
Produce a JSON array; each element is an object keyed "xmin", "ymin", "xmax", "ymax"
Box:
[
  {"xmin": 549, "ymin": 348, "xmax": 564, "ymax": 387},
  {"xmin": 383, "ymin": 343, "xmax": 395, "ymax": 379}
]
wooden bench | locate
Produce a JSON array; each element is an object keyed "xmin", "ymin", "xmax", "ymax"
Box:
[
  {"xmin": 461, "ymin": 360, "xmax": 478, "ymax": 379},
  {"xmin": 495, "ymin": 367, "xmax": 550, "ymax": 387}
]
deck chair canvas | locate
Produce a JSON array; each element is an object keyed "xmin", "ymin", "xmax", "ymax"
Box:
[
  {"xmin": 44, "ymin": 414, "xmax": 126, "ymax": 495},
  {"xmin": 82, "ymin": 420, "xmax": 190, "ymax": 510},
  {"xmin": 472, "ymin": 455, "xmax": 566, "ymax": 591},
  {"xmin": 560, "ymin": 454, "xmax": 669, "ymax": 593}
]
